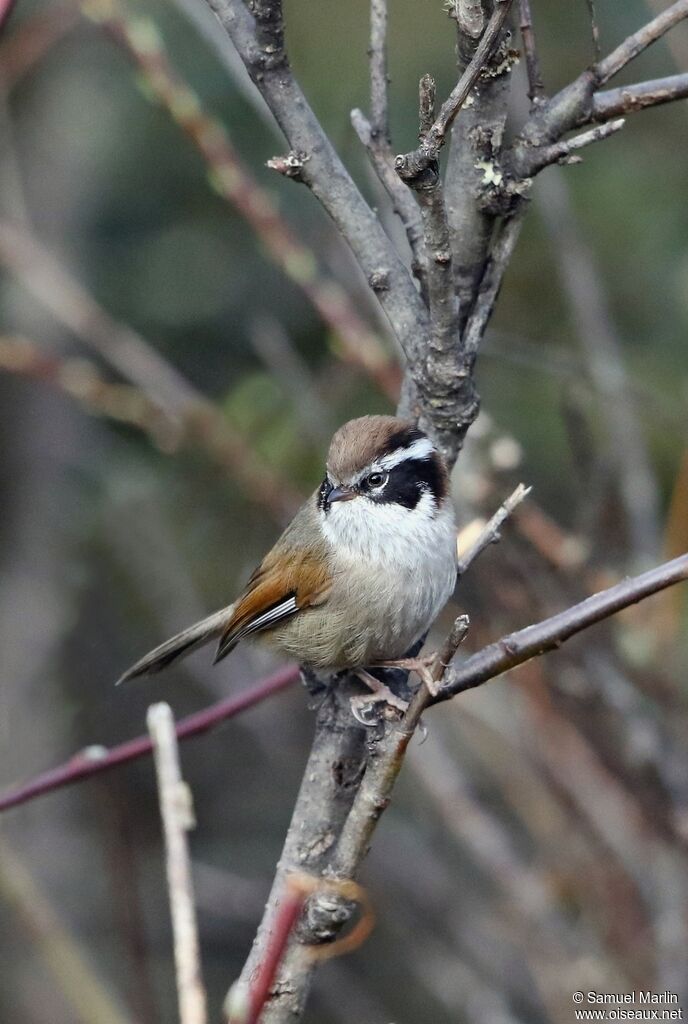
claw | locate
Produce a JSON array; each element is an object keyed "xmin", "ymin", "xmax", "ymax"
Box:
[
  {"xmin": 371, "ymin": 654, "xmax": 440, "ymax": 695},
  {"xmin": 351, "ymin": 669, "xmax": 409, "ymax": 722},
  {"xmin": 350, "ymin": 696, "xmax": 384, "ymax": 727}
]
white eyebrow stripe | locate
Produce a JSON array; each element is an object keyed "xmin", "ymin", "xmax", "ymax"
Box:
[{"xmin": 378, "ymin": 438, "xmax": 435, "ymax": 470}]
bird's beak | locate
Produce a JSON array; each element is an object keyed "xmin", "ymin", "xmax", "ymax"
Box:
[{"xmin": 328, "ymin": 485, "xmax": 357, "ymax": 504}]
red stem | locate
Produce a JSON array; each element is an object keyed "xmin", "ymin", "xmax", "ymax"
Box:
[
  {"xmin": 242, "ymin": 884, "xmax": 306, "ymax": 1024},
  {"xmin": 0, "ymin": 665, "xmax": 299, "ymax": 813}
]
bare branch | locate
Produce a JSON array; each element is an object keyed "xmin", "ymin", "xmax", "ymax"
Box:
[
  {"xmin": 242, "ymin": 549, "xmax": 688, "ymax": 1017},
  {"xmin": 511, "ymin": 1, "xmax": 688, "ymax": 178},
  {"xmin": 524, "ymin": 117, "xmax": 626, "ymax": 175},
  {"xmin": 585, "ymin": 0, "xmax": 601, "ymax": 62},
  {"xmin": 593, "ymin": 73, "xmax": 688, "ymax": 120},
  {"xmin": 350, "ymin": 2, "xmax": 426, "ymax": 288},
  {"xmin": 231, "ymin": 677, "xmax": 368, "ymax": 1022},
  {"xmin": 462, "ymin": 207, "xmax": 526, "ymax": 358},
  {"xmin": 148, "ymin": 703, "xmax": 207, "ymax": 1024},
  {"xmin": 418, "ymin": 71, "xmax": 436, "ymax": 140},
  {"xmin": 204, "ymin": 0, "xmax": 430, "ymax": 365},
  {"xmin": 369, "ymin": 0, "xmax": 389, "ymax": 141},
  {"xmin": 438, "ymin": 552, "xmax": 688, "ymax": 700},
  {"xmin": 595, "ymin": 0, "xmax": 688, "ymax": 86},
  {"xmin": 0, "ymin": 666, "xmax": 298, "ymax": 814},
  {"xmin": 395, "ymin": 0, "xmax": 514, "ymax": 186},
  {"xmin": 349, "ymin": 108, "xmax": 426, "ymax": 282},
  {"xmin": 226, "ymin": 878, "xmax": 306, "ymax": 1024},
  {"xmin": 409, "ymin": 75, "xmax": 461, "ymax": 382},
  {"xmin": 457, "ymin": 482, "xmax": 531, "ymax": 576},
  {"xmin": 518, "ymin": 0, "xmax": 544, "ymax": 102}
]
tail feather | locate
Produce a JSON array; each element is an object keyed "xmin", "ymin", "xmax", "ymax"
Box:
[{"xmin": 116, "ymin": 605, "xmax": 234, "ymax": 685}]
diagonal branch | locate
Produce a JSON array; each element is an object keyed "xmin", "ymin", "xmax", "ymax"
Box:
[
  {"xmin": 438, "ymin": 552, "xmax": 688, "ymax": 700},
  {"xmin": 0, "ymin": 666, "xmax": 299, "ymax": 814},
  {"xmin": 595, "ymin": 0, "xmax": 688, "ymax": 85}
]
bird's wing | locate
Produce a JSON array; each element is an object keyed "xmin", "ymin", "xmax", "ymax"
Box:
[{"xmin": 214, "ymin": 544, "xmax": 332, "ymax": 663}]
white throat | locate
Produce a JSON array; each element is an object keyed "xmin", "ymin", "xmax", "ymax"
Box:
[{"xmin": 320, "ymin": 491, "xmax": 455, "ymax": 568}]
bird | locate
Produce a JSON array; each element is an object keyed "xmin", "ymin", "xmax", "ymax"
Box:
[{"xmin": 117, "ymin": 415, "xmax": 458, "ymax": 718}]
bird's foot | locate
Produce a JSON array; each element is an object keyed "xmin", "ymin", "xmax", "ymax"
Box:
[
  {"xmin": 371, "ymin": 654, "xmax": 440, "ymax": 696},
  {"xmin": 351, "ymin": 669, "xmax": 408, "ymax": 725}
]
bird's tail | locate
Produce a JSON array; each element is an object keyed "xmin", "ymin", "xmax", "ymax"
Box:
[{"xmin": 116, "ymin": 605, "xmax": 234, "ymax": 685}]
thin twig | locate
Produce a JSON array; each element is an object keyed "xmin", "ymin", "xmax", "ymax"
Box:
[
  {"xmin": 0, "ymin": 665, "xmax": 298, "ymax": 814},
  {"xmin": 457, "ymin": 482, "xmax": 531, "ymax": 576},
  {"xmin": 524, "ymin": 117, "xmax": 626, "ymax": 174},
  {"xmin": 349, "ymin": 108, "xmax": 427, "ymax": 284},
  {"xmin": 462, "ymin": 207, "xmax": 527, "ymax": 359},
  {"xmin": 350, "ymin": 0, "xmax": 427, "ymax": 290},
  {"xmin": 595, "ymin": 0, "xmax": 688, "ymax": 86},
  {"xmin": 148, "ymin": 703, "xmax": 207, "ymax": 1024},
  {"xmin": 438, "ymin": 552, "xmax": 688, "ymax": 700},
  {"xmin": 585, "ymin": 0, "xmax": 601, "ymax": 62},
  {"xmin": 593, "ymin": 73, "xmax": 688, "ymax": 120},
  {"xmin": 518, "ymin": 0, "xmax": 544, "ymax": 102}
]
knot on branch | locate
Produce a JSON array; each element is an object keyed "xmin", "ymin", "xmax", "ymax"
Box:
[
  {"xmin": 394, "ymin": 152, "xmax": 440, "ymax": 191},
  {"xmin": 266, "ymin": 150, "xmax": 310, "ymax": 179},
  {"xmin": 302, "ymin": 891, "xmax": 355, "ymax": 943},
  {"xmin": 368, "ymin": 268, "xmax": 391, "ymax": 292}
]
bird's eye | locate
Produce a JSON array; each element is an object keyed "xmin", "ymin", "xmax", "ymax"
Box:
[{"xmin": 365, "ymin": 471, "xmax": 387, "ymax": 489}]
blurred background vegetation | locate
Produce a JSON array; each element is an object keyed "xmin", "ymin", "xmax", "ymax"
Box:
[{"xmin": 0, "ymin": 1, "xmax": 687, "ymax": 1022}]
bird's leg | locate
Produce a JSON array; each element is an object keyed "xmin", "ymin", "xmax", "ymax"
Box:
[
  {"xmin": 350, "ymin": 668, "xmax": 409, "ymax": 724},
  {"xmin": 371, "ymin": 654, "xmax": 440, "ymax": 695}
]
